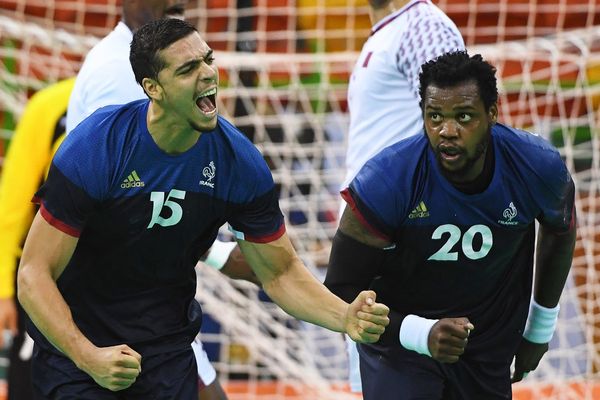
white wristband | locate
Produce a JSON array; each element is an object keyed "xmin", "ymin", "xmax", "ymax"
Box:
[
  {"xmin": 523, "ymin": 299, "xmax": 560, "ymax": 344},
  {"xmin": 399, "ymin": 314, "xmax": 438, "ymax": 357},
  {"xmin": 204, "ymin": 241, "xmax": 237, "ymax": 270}
]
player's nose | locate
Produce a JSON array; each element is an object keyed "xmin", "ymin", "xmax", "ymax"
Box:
[{"xmin": 439, "ymin": 120, "xmax": 460, "ymax": 138}]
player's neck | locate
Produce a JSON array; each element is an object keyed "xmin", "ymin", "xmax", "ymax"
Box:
[
  {"xmin": 447, "ymin": 139, "xmax": 495, "ymax": 194},
  {"xmin": 369, "ymin": 0, "xmax": 410, "ymax": 25},
  {"xmin": 146, "ymin": 103, "xmax": 201, "ymax": 155},
  {"xmin": 390, "ymin": 0, "xmax": 412, "ymax": 11}
]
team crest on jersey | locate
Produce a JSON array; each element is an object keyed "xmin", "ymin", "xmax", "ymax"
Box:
[
  {"xmin": 499, "ymin": 202, "xmax": 518, "ymax": 225},
  {"xmin": 200, "ymin": 161, "xmax": 216, "ymax": 188}
]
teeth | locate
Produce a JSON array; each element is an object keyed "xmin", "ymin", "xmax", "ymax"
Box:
[{"xmin": 198, "ymin": 88, "xmax": 216, "ymax": 99}]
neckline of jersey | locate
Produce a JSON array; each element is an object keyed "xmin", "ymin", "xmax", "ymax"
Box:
[
  {"xmin": 427, "ymin": 128, "xmax": 500, "ymax": 201},
  {"xmin": 138, "ymin": 100, "xmax": 214, "ymax": 161}
]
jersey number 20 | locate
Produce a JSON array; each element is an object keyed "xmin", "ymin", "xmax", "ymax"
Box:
[{"xmin": 427, "ymin": 224, "xmax": 493, "ymax": 261}]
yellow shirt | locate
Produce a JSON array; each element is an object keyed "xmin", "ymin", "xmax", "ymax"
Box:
[{"xmin": 0, "ymin": 78, "xmax": 75, "ymax": 298}]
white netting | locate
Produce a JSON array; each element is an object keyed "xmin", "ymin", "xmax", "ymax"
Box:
[{"xmin": 1, "ymin": 1, "xmax": 600, "ymax": 399}]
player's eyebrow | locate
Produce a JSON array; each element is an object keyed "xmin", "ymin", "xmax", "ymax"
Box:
[
  {"xmin": 174, "ymin": 50, "xmax": 213, "ymax": 74},
  {"xmin": 425, "ymin": 103, "xmax": 477, "ymax": 111}
]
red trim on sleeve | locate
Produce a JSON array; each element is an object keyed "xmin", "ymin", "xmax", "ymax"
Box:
[
  {"xmin": 362, "ymin": 51, "xmax": 373, "ymax": 67},
  {"xmin": 244, "ymin": 223, "xmax": 286, "ymax": 244},
  {"xmin": 39, "ymin": 203, "xmax": 81, "ymax": 238},
  {"xmin": 341, "ymin": 188, "xmax": 391, "ymax": 241}
]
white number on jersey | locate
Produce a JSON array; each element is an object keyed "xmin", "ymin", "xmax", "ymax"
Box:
[
  {"xmin": 147, "ymin": 189, "xmax": 186, "ymax": 229},
  {"xmin": 427, "ymin": 224, "xmax": 493, "ymax": 261}
]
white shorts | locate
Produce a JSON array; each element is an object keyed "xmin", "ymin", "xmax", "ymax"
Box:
[
  {"xmin": 191, "ymin": 337, "xmax": 217, "ymax": 388},
  {"xmin": 346, "ymin": 334, "xmax": 362, "ymax": 393}
]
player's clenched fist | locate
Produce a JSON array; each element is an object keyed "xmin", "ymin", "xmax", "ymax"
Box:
[
  {"xmin": 428, "ymin": 317, "xmax": 474, "ymax": 363},
  {"xmin": 346, "ymin": 290, "xmax": 390, "ymax": 343},
  {"xmin": 79, "ymin": 344, "xmax": 142, "ymax": 391}
]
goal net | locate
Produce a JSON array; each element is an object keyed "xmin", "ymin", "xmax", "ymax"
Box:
[{"xmin": 1, "ymin": 1, "xmax": 600, "ymax": 399}]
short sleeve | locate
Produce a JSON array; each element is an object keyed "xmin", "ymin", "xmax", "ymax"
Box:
[
  {"xmin": 33, "ymin": 132, "xmax": 106, "ymax": 237},
  {"xmin": 536, "ymin": 150, "xmax": 576, "ymax": 233},
  {"xmin": 34, "ymin": 163, "xmax": 97, "ymax": 237},
  {"xmin": 226, "ymin": 143, "xmax": 285, "ymax": 243},
  {"xmin": 344, "ymin": 157, "xmax": 403, "ymax": 241},
  {"xmin": 228, "ymin": 187, "xmax": 285, "ymax": 243}
]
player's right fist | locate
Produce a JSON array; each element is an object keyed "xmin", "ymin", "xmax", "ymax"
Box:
[
  {"xmin": 82, "ymin": 344, "xmax": 142, "ymax": 391},
  {"xmin": 346, "ymin": 290, "xmax": 390, "ymax": 343},
  {"xmin": 428, "ymin": 317, "xmax": 474, "ymax": 363}
]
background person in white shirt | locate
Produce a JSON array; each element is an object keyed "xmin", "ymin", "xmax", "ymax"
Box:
[
  {"xmin": 66, "ymin": 1, "xmax": 255, "ymax": 399},
  {"xmin": 334, "ymin": 0, "xmax": 464, "ymax": 392}
]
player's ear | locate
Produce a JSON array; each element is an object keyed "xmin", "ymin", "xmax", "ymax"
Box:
[
  {"xmin": 488, "ymin": 103, "xmax": 498, "ymax": 124},
  {"xmin": 142, "ymin": 77, "xmax": 163, "ymax": 101}
]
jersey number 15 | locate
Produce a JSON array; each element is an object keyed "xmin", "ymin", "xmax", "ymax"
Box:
[{"xmin": 147, "ymin": 189, "xmax": 186, "ymax": 229}]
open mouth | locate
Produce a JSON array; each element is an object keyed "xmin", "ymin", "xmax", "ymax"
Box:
[
  {"xmin": 438, "ymin": 145, "xmax": 462, "ymax": 162},
  {"xmin": 196, "ymin": 88, "xmax": 217, "ymax": 115}
]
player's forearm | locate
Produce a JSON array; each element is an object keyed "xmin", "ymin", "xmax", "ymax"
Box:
[
  {"xmin": 324, "ymin": 230, "xmax": 386, "ymax": 303},
  {"xmin": 262, "ymin": 259, "xmax": 347, "ymax": 333},
  {"xmin": 220, "ymin": 245, "xmax": 261, "ymax": 285},
  {"xmin": 0, "ymin": 257, "xmax": 17, "ymax": 299},
  {"xmin": 0, "ymin": 210, "xmax": 34, "ymax": 298},
  {"xmin": 17, "ymin": 264, "xmax": 96, "ymax": 365},
  {"xmin": 533, "ymin": 224, "xmax": 577, "ymax": 307}
]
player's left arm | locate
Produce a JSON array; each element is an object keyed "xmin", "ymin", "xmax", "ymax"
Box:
[
  {"xmin": 512, "ymin": 221, "xmax": 576, "ymax": 382},
  {"xmin": 533, "ymin": 221, "xmax": 577, "ymax": 310},
  {"xmin": 512, "ymin": 163, "xmax": 577, "ymax": 382},
  {"xmin": 237, "ymin": 233, "xmax": 389, "ymax": 343}
]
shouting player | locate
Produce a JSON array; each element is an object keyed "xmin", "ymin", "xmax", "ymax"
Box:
[{"xmin": 18, "ymin": 18, "xmax": 390, "ymax": 399}]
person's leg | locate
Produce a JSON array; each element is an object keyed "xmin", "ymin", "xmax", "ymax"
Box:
[
  {"xmin": 7, "ymin": 296, "xmax": 33, "ymax": 400},
  {"xmin": 358, "ymin": 344, "xmax": 446, "ymax": 400},
  {"xmin": 345, "ymin": 335, "xmax": 362, "ymax": 393},
  {"xmin": 198, "ymin": 380, "xmax": 228, "ymax": 400},
  {"xmin": 192, "ymin": 338, "xmax": 228, "ymax": 399}
]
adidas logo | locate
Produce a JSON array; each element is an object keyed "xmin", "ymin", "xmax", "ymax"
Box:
[
  {"xmin": 408, "ymin": 201, "xmax": 430, "ymax": 219},
  {"xmin": 121, "ymin": 170, "xmax": 145, "ymax": 189}
]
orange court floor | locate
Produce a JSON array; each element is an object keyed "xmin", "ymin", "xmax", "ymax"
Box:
[
  {"xmin": 221, "ymin": 380, "xmax": 600, "ymax": 400},
  {"xmin": 1, "ymin": 379, "xmax": 600, "ymax": 399}
]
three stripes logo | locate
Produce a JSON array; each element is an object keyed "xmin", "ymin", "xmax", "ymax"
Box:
[
  {"xmin": 408, "ymin": 201, "xmax": 430, "ymax": 219},
  {"xmin": 121, "ymin": 170, "xmax": 145, "ymax": 189}
]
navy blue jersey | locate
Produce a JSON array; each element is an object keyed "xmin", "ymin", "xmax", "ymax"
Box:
[
  {"xmin": 32, "ymin": 100, "xmax": 284, "ymax": 356},
  {"xmin": 344, "ymin": 123, "xmax": 575, "ymax": 363}
]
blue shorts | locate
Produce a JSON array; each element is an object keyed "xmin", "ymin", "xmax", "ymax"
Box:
[
  {"xmin": 358, "ymin": 343, "xmax": 511, "ymax": 400},
  {"xmin": 31, "ymin": 344, "xmax": 198, "ymax": 399}
]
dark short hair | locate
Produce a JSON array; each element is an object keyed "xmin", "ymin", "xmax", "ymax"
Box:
[
  {"xmin": 418, "ymin": 51, "xmax": 498, "ymax": 111},
  {"xmin": 130, "ymin": 18, "xmax": 198, "ymax": 87}
]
